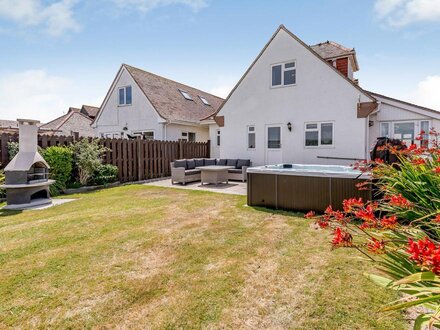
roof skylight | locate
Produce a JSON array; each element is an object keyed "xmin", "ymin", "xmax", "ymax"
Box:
[
  {"xmin": 199, "ymin": 96, "xmax": 210, "ymax": 106},
  {"xmin": 179, "ymin": 89, "xmax": 193, "ymax": 101}
]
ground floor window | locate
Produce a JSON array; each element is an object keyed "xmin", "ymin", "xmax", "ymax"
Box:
[
  {"xmin": 133, "ymin": 131, "xmax": 154, "ymax": 140},
  {"xmin": 379, "ymin": 120, "xmax": 431, "ymax": 146},
  {"xmin": 248, "ymin": 126, "xmax": 255, "ymax": 149},
  {"xmin": 181, "ymin": 131, "xmax": 196, "ymax": 142},
  {"xmin": 304, "ymin": 122, "xmax": 334, "ymax": 147}
]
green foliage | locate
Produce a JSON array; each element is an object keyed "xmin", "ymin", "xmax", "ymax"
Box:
[
  {"xmin": 41, "ymin": 146, "xmax": 73, "ymax": 196},
  {"xmin": 71, "ymin": 139, "xmax": 107, "ymax": 185},
  {"xmin": 7, "ymin": 141, "xmax": 19, "ymax": 159},
  {"xmin": 92, "ymin": 164, "xmax": 118, "ymax": 186}
]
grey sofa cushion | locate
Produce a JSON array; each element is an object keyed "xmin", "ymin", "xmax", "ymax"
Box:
[
  {"xmin": 185, "ymin": 169, "xmax": 201, "ymax": 175},
  {"xmin": 236, "ymin": 159, "xmax": 250, "ymax": 169},
  {"xmin": 228, "ymin": 169, "xmax": 242, "ymax": 174},
  {"xmin": 194, "ymin": 158, "xmax": 204, "ymax": 167},
  {"xmin": 204, "ymin": 158, "xmax": 216, "ymax": 166},
  {"xmin": 217, "ymin": 159, "xmax": 227, "ymax": 166},
  {"xmin": 226, "ymin": 159, "xmax": 238, "ymax": 167},
  {"xmin": 187, "ymin": 159, "xmax": 196, "ymax": 170},
  {"xmin": 174, "ymin": 159, "xmax": 187, "ymax": 169}
]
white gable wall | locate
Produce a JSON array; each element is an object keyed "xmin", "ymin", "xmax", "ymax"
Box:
[
  {"xmin": 217, "ymin": 29, "xmax": 372, "ymax": 166},
  {"xmin": 165, "ymin": 123, "xmax": 209, "ymax": 142},
  {"xmin": 93, "ymin": 67, "xmax": 165, "ymax": 139}
]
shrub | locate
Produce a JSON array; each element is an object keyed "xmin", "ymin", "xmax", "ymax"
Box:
[
  {"xmin": 71, "ymin": 139, "xmax": 107, "ymax": 185},
  {"xmin": 41, "ymin": 146, "xmax": 73, "ymax": 195},
  {"xmin": 92, "ymin": 164, "xmax": 118, "ymax": 186},
  {"xmin": 307, "ymin": 128, "xmax": 440, "ymax": 328},
  {"xmin": 7, "ymin": 141, "xmax": 19, "ymax": 159}
]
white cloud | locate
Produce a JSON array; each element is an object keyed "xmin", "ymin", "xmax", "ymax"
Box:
[
  {"xmin": 412, "ymin": 75, "xmax": 440, "ymax": 111},
  {"xmin": 0, "ymin": 70, "xmax": 75, "ymax": 122},
  {"xmin": 112, "ymin": 0, "xmax": 207, "ymax": 12},
  {"xmin": 0, "ymin": 0, "xmax": 80, "ymax": 36},
  {"xmin": 374, "ymin": 0, "xmax": 440, "ymax": 26}
]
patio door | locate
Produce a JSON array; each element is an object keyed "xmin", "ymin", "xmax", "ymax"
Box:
[{"xmin": 265, "ymin": 125, "xmax": 282, "ymax": 165}]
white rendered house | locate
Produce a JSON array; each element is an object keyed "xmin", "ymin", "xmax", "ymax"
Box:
[
  {"xmin": 203, "ymin": 25, "xmax": 440, "ymax": 165},
  {"xmin": 92, "ymin": 64, "xmax": 223, "ymax": 142}
]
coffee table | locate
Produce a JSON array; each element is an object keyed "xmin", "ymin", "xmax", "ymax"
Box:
[{"xmin": 196, "ymin": 166, "xmax": 235, "ymax": 185}]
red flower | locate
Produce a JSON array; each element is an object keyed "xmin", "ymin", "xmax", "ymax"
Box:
[
  {"xmin": 380, "ymin": 215, "xmax": 398, "ymax": 229},
  {"xmin": 412, "ymin": 158, "xmax": 426, "ymax": 166},
  {"xmin": 433, "ymin": 167, "xmax": 440, "ymax": 174},
  {"xmin": 316, "ymin": 220, "xmax": 329, "ymax": 228},
  {"xmin": 407, "ymin": 237, "xmax": 440, "ymax": 275},
  {"xmin": 367, "ymin": 238, "xmax": 385, "ymax": 254},
  {"xmin": 332, "ymin": 227, "xmax": 353, "ymax": 247},
  {"xmin": 355, "ymin": 205, "xmax": 376, "ymax": 222},
  {"xmin": 386, "ymin": 194, "xmax": 412, "ymax": 208},
  {"xmin": 374, "ymin": 158, "xmax": 385, "ymax": 164},
  {"xmin": 304, "ymin": 211, "xmax": 315, "ymax": 219},
  {"xmin": 325, "ymin": 205, "xmax": 334, "ymax": 215},
  {"xmin": 355, "ymin": 181, "xmax": 370, "ymax": 191},
  {"xmin": 342, "ymin": 197, "xmax": 364, "ymax": 213},
  {"xmin": 434, "ymin": 214, "xmax": 440, "ymax": 223}
]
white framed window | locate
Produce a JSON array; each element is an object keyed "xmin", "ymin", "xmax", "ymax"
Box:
[
  {"xmin": 271, "ymin": 61, "xmax": 296, "ymax": 87},
  {"xmin": 133, "ymin": 131, "xmax": 154, "ymax": 140},
  {"xmin": 118, "ymin": 86, "xmax": 132, "ymax": 105},
  {"xmin": 247, "ymin": 126, "xmax": 256, "ymax": 149},
  {"xmin": 181, "ymin": 131, "xmax": 196, "ymax": 142},
  {"xmin": 179, "ymin": 89, "xmax": 193, "ymax": 101},
  {"xmin": 304, "ymin": 122, "xmax": 334, "ymax": 147},
  {"xmin": 267, "ymin": 126, "xmax": 281, "ymax": 149},
  {"xmin": 216, "ymin": 129, "xmax": 220, "ymax": 146},
  {"xmin": 380, "ymin": 120, "xmax": 431, "ymax": 146},
  {"xmin": 199, "ymin": 96, "xmax": 210, "ymax": 106}
]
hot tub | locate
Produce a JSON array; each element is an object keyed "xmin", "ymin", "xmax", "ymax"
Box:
[{"xmin": 247, "ymin": 164, "xmax": 371, "ymax": 212}]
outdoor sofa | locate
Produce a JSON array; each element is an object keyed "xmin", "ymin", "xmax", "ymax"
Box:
[{"xmin": 171, "ymin": 158, "xmax": 251, "ymax": 185}]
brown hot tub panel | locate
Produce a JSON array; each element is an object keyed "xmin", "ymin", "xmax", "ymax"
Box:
[{"xmin": 247, "ymin": 170, "xmax": 371, "ymax": 213}]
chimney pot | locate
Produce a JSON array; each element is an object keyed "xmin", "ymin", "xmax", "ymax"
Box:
[{"xmin": 17, "ymin": 119, "xmax": 40, "ymax": 153}]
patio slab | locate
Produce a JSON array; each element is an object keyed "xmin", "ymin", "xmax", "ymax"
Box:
[{"xmin": 144, "ymin": 178, "xmax": 247, "ymax": 195}]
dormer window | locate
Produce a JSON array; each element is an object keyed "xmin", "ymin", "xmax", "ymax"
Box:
[
  {"xmin": 118, "ymin": 86, "xmax": 132, "ymax": 105},
  {"xmin": 199, "ymin": 96, "xmax": 210, "ymax": 106},
  {"xmin": 179, "ymin": 89, "xmax": 193, "ymax": 101},
  {"xmin": 271, "ymin": 61, "xmax": 296, "ymax": 87}
]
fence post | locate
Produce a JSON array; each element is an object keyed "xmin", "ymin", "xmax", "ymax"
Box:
[
  {"xmin": 1, "ymin": 133, "xmax": 9, "ymax": 166},
  {"xmin": 137, "ymin": 139, "xmax": 142, "ymax": 181},
  {"xmin": 179, "ymin": 140, "xmax": 183, "ymax": 159}
]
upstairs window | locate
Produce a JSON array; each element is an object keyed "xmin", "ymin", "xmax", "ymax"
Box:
[
  {"xmin": 271, "ymin": 61, "xmax": 296, "ymax": 87},
  {"xmin": 179, "ymin": 89, "xmax": 193, "ymax": 101},
  {"xmin": 118, "ymin": 86, "xmax": 132, "ymax": 105},
  {"xmin": 305, "ymin": 122, "xmax": 334, "ymax": 147},
  {"xmin": 199, "ymin": 96, "xmax": 210, "ymax": 106}
]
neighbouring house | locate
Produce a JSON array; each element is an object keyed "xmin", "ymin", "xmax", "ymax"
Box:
[
  {"xmin": 80, "ymin": 105, "xmax": 100, "ymax": 120},
  {"xmin": 91, "ymin": 64, "xmax": 223, "ymax": 141},
  {"xmin": 203, "ymin": 25, "xmax": 440, "ymax": 165},
  {"xmin": 40, "ymin": 107, "xmax": 95, "ymax": 137},
  {"xmin": 0, "ymin": 120, "xmax": 20, "ymax": 134}
]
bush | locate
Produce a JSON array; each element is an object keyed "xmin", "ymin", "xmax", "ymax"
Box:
[
  {"xmin": 71, "ymin": 139, "xmax": 107, "ymax": 185},
  {"xmin": 7, "ymin": 141, "xmax": 19, "ymax": 159},
  {"xmin": 307, "ymin": 128, "xmax": 440, "ymax": 328},
  {"xmin": 41, "ymin": 146, "xmax": 73, "ymax": 196},
  {"xmin": 92, "ymin": 164, "xmax": 118, "ymax": 186}
]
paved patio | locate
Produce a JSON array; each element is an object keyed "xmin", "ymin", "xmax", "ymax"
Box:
[{"xmin": 144, "ymin": 178, "xmax": 247, "ymax": 195}]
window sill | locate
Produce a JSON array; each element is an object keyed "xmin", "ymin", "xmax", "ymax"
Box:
[
  {"xmin": 304, "ymin": 145, "xmax": 335, "ymax": 149},
  {"xmin": 270, "ymin": 83, "xmax": 296, "ymax": 89},
  {"xmin": 118, "ymin": 104, "xmax": 132, "ymax": 107}
]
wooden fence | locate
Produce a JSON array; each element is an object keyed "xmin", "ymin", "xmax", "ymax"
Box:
[{"xmin": 0, "ymin": 133, "xmax": 210, "ymax": 182}]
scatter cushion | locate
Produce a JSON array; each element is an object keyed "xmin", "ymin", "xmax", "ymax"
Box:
[
  {"xmin": 174, "ymin": 159, "xmax": 187, "ymax": 169},
  {"xmin": 236, "ymin": 159, "xmax": 251, "ymax": 169},
  {"xmin": 194, "ymin": 158, "xmax": 204, "ymax": 167},
  {"xmin": 204, "ymin": 158, "xmax": 216, "ymax": 166},
  {"xmin": 228, "ymin": 169, "xmax": 242, "ymax": 173},
  {"xmin": 186, "ymin": 159, "xmax": 196, "ymax": 170},
  {"xmin": 216, "ymin": 159, "xmax": 227, "ymax": 166},
  {"xmin": 185, "ymin": 169, "xmax": 201, "ymax": 175},
  {"xmin": 226, "ymin": 159, "xmax": 238, "ymax": 167}
]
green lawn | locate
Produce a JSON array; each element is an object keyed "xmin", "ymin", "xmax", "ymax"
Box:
[{"xmin": 0, "ymin": 185, "xmax": 407, "ymax": 329}]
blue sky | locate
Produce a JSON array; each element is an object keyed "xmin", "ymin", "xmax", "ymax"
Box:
[{"xmin": 0, "ymin": 0, "xmax": 439, "ymax": 122}]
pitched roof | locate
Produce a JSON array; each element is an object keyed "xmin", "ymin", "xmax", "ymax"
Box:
[
  {"xmin": 41, "ymin": 109, "xmax": 92, "ymax": 132},
  {"xmin": 123, "ymin": 64, "xmax": 223, "ymax": 123},
  {"xmin": 310, "ymin": 41, "xmax": 355, "ymax": 59},
  {"xmin": 0, "ymin": 119, "xmax": 19, "ymax": 129},
  {"xmin": 368, "ymin": 91, "xmax": 440, "ymax": 116},
  {"xmin": 81, "ymin": 105, "xmax": 99, "ymax": 118},
  {"xmin": 203, "ymin": 24, "xmax": 374, "ymax": 121}
]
